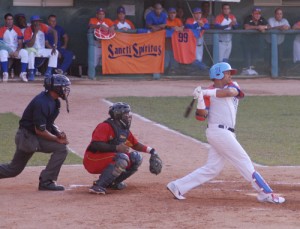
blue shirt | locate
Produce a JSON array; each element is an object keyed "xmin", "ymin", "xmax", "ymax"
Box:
[
  {"xmin": 19, "ymin": 91, "xmax": 60, "ymax": 134},
  {"xmin": 146, "ymin": 11, "xmax": 167, "ymax": 26},
  {"xmin": 46, "ymin": 25, "xmax": 65, "ymax": 48}
]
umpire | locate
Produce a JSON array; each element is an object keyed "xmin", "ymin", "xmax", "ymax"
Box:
[{"xmin": 0, "ymin": 74, "xmax": 71, "ymax": 191}]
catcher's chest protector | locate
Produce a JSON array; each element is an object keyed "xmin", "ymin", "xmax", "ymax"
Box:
[{"xmin": 104, "ymin": 119, "xmax": 129, "ymax": 145}]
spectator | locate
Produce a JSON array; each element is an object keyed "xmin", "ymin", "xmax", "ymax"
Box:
[
  {"xmin": 214, "ymin": 3, "xmax": 238, "ymax": 63},
  {"xmin": 201, "ymin": 1, "xmax": 215, "ymax": 66},
  {"xmin": 145, "ymin": 3, "xmax": 167, "ymax": 32},
  {"xmin": 24, "ymin": 15, "xmax": 59, "ymax": 81},
  {"xmin": 114, "ymin": 6, "xmax": 135, "ymax": 31},
  {"xmin": 185, "ymin": 7, "xmax": 209, "ymax": 70},
  {"xmin": 176, "ymin": 7, "xmax": 186, "ymax": 24},
  {"xmin": 0, "ymin": 13, "xmax": 28, "ymax": 82},
  {"xmin": 292, "ymin": 21, "xmax": 300, "ymax": 63},
  {"xmin": 14, "ymin": 13, "xmax": 30, "ymax": 35},
  {"xmin": 243, "ymin": 7, "xmax": 269, "ymax": 75},
  {"xmin": 46, "ymin": 14, "xmax": 74, "ymax": 75},
  {"xmin": 266, "ymin": 8, "xmax": 290, "ymax": 74},
  {"xmin": 165, "ymin": 7, "xmax": 183, "ymax": 74},
  {"xmin": 88, "ymin": 8, "xmax": 114, "ymax": 76}
]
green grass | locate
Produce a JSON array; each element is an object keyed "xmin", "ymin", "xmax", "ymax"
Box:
[
  {"xmin": 0, "ymin": 113, "xmax": 82, "ymax": 166},
  {"xmin": 109, "ymin": 96, "xmax": 300, "ymax": 166}
]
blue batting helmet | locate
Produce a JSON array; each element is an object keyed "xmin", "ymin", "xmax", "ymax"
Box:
[{"xmin": 209, "ymin": 62, "xmax": 237, "ymax": 80}]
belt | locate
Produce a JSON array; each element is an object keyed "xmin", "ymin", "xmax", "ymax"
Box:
[{"xmin": 208, "ymin": 124, "xmax": 235, "ymax": 133}]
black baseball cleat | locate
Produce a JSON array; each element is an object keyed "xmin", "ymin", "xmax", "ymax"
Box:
[{"xmin": 38, "ymin": 180, "xmax": 65, "ymax": 191}]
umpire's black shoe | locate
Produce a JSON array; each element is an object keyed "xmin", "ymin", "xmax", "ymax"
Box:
[{"xmin": 38, "ymin": 180, "xmax": 65, "ymax": 191}]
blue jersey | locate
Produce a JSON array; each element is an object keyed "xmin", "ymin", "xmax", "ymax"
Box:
[
  {"xmin": 19, "ymin": 91, "xmax": 60, "ymax": 134},
  {"xmin": 46, "ymin": 25, "xmax": 65, "ymax": 48},
  {"xmin": 146, "ymin": 11, "xmax": 167, "ymax": 26}
]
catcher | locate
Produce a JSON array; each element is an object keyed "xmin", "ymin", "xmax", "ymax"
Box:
[{"xmin": 83, "ymin": 102, "xmax": 162, "ymax": 194}]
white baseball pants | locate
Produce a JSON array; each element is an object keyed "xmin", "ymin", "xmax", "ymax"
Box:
[
  {"xmin": 219, "ymin": 41, "xmax": 232, "ymax": 62},
  {"xmin": 0, "ymin": 49, "xmax": 29, "ymax": 63},
  {"xmin": 174, "ymin": 126, "xmax": 261, "ymax": 195},
  {"xmin": 196, "ymin": 37, "xmax": 204, "ymax": 62},
  {"xmin": 28, "ymin": 48, "xmax": 58, "ymax": 69}
]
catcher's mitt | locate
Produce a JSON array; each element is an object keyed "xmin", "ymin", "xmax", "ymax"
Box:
[{"xmin": 149, "ymin": 154, "xmax": 162, "ymax": 175}]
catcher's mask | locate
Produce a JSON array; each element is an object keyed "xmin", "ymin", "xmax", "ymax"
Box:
[
  {"xmin": 44, "ymin": 74, "xmax": 71, "ymax": 112},
  {"xmin": 109, "ymin": 102, "xmax": 132, "ymax": 129}
]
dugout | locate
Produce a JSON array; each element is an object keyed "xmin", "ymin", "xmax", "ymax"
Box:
[{"xmin": 1, "ymin": 0, "xmax": 300, "ymax": 78}]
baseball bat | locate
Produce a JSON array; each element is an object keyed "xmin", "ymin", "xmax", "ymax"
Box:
[{"xmin": 184, "ymin": 98, "xmax": 196, "ymax": 118}]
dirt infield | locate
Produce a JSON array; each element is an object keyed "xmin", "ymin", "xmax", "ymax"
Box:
[{"xmin": 0, "ymin": 78, "xmax": 300, "ymax": 229}]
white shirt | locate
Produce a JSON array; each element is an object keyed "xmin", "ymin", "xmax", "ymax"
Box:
[{"xmin": 267, "ymin": 17, "xmax": 290, "ymax": 44}]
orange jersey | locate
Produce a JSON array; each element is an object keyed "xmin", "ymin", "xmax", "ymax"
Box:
[
  {"xmin": 89, "ymin": 17, "xmax": 114, "ymax": 28},
  {"xmin": 23, "ymin": 23, "xmax": 48, "ymax": 42},
  {"xmin": 166, "ymin": 18, "xmax": 183, "ymax": 28},
  {"xmin": 171, "ymin": 29, "xmax": 196, "ymax": 64}
]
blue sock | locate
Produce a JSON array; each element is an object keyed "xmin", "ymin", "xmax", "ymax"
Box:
[
  {"xmin": 28, "ymin": 69, "xmax": 35, "ymax": 80},
  {"xmin": 45, "ymin": 67, "xmax": 53, "ymax": 76},
  {"xmin": 21, "ymin": 63, "xmax": 28, "ymax": 72},
  {"xmin": 1, "ymin": 61, "xmax": 8, "ymax": 73}
]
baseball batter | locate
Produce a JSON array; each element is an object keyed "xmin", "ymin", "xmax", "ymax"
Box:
[{"xmin": 167, "ymin": 62, "xmax": 285, "ymax": 204}]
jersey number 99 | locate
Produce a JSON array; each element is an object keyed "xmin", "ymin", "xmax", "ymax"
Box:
[{"xmin": 178, "ymin": 32, "xmax": 188, "ymax": 43}]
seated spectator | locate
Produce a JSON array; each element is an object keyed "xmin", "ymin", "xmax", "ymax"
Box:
[
  {"xmin": 185, "ymin": 7, "xmax": 209, "ymax": 70},
  {"xmin": 214, "ymin": 3, "xmax": 238, "ymax": 63},
  {"xmin": 14, "ymin": 13, "xmax": 30, "ymax": 35},
  {"xmin": 266, "ymin": 8, "xmax": 290, "ymax": 74},
  {"xmin": 145, "ymin": 3, "xmax": 167, "ymax": 32},
  {"xmin": 46, "ymin": 14, "xmax": 74, "ymax": 75},
  {"xmin": 165, "ymin": 7, "xmax": 183, "ymax": 74},
  {"xmin": 243, "ymin": 7, "xmax": 270, "ymax": 75},
  {"xmin": 24, "ymin": 15, "xmax": 59, "ymax": 81},
  {"xmin": 114, "ymin": 6, "xmax": 135, "ymax": 31},
  {"xmin": 293, "ymin": 21, "xmax": 300, "ymax": 63},
  {"xmin": 0, "ymin": 13, "xmax": 28, "ymax": 82},
  {"xmin": 88, "ymin": 8, "xmax": 114, "ymax": 78}
]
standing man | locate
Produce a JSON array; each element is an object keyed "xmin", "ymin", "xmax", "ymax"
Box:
[
  {"xmin": 46, "ymin": 14, "xmax": 74, "ymax": 75},
  {"xmin": 83, "ymin": 102, "xmax": 162, "ymax": 194},
  {"xmin": 165, "ymin": 7, "xmax": 184, "ymax": 74},
  {"xmin": 167, "ymin": 62, "xmax": 285, "ymax": 204},
  {"xmin": 145, "ymin": 2, "xmax": 168, "ymax": 32},
  {"xmin": 214, "ymin": 3, "xmax": 238, "ymax": 63},
  {"xmin": 24, "ymin": 15, "xmax": 59, "ymax": 81},
  {"xmin": 185, "ymin": 7, "xmax": 209, "ymax": 70},
  {"xmin": 88, "ymin": 8, "xmax": 115, "ymax": 77},
  {"xmin": 0, "ymin": 74, "xmax": 71, "ymax": 191},
  {"xmin": 266, "ymin": 8, "xmax": 290, "ymax": 74},
  {"xmin": 0, "ymin": 13, "xmax": 28, "ymax": 82},
  {"xmin": 292, "ymin": 20, "xmax": 300, "ymax": 63},
  {"xmin": 113, "ymin": 6, "xmax": 135, "ymax": 31},
  {"xmin": 243, "ymin": 7, "xmax": 269, "ymax": 75}
]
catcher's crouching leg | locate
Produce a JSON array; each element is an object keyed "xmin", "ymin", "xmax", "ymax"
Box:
[
  {"xmin": 89, "ymin": 153, "xmax": 129, "ymax": 194},
  {"xmin": 109, "ymin": 151, "xmax": 143, "ymax": 190}
]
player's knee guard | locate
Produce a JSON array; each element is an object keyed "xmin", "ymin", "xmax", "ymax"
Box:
[
  {"xmin": 252, "ymin": 171, "xmax": 273, "ymax": 193},
  {"xmin": 129, "ymin": 151, "xmax": 143, "ymax": 170},
  {"xmin": 113, "ymin": 153, "xmax": 130, "ymax": 176}
]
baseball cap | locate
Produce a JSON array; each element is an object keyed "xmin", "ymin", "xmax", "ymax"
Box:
[
  {"xmin": 252, "ymin": 7, "xmax": 262, "ymax": 13},
  {"xmin": 193, "ymin": 8, "xmax": 202, "ymax": 14},
  {"xmin": 168, "ymin": 8, "xmax": 176, "ymax": 13},
  {"xmin": 30, "ymin": 15, "xmax": 42, "ymax": 21},
  {"xmin": 97, "ymin": 8, "xmax": 105, "ymax": 13},
  {"xmin": 117, "ymin": 6, "xmax": 126, "ymax": 14}
]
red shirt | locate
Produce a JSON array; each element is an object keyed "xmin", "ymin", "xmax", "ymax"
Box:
[{"xmin": 91, "ymin": 122, "xmax": 138, "ymax": 148}]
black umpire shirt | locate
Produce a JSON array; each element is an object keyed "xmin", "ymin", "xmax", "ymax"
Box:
[{"xmin": 19, "ymin": 91, "xmax": 60, "ymax": 134}]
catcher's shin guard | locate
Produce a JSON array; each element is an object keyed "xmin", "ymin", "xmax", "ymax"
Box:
[
  {"xmin": 113, "ymin": 151, "xmax": 143, "ymax": 184},
  {"xmin": 95, "ymin": 153, "xmax": 129, "ymax": 189},
  {"xmin": 252, "ymin": 171, "xmax": 273, "ymax": 193}
]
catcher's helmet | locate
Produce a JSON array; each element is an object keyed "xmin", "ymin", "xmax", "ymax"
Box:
[
  {"xmin": 109, "ymin": 102, "xmax": 132, "ymax": 129},
  {"xmin": 44, "ymin": 74, "xmax": 71, "ymax": 100},
  {"xmin": 210, "ymin": 62, "xmax": 237, "ymax": 80}
]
